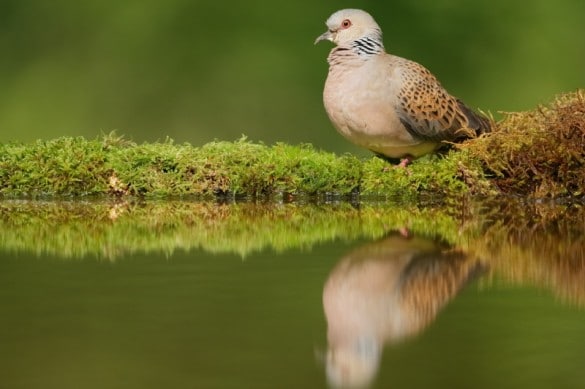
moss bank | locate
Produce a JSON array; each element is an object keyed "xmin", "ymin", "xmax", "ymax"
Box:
[
  {"xmin": 0, "ymin": 90, "xmax": 583, "ymax": 199},
  {"xmin": 0, "ymin": 135, "xmax": 485, "ymax": 200}
]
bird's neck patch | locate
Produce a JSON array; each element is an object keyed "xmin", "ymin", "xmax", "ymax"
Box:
[{"xmin": 351, "ymin": 37, "xmax": 384, "ymax": 56}]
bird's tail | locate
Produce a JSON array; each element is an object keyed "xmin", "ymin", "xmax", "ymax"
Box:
[{"xmin": 457, "ymin": 99, "xmax": 492, "ymax": 136}]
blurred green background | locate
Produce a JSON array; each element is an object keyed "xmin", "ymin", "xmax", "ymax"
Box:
[{"xmin": 0, "ymin": 0, "xmax": 583, "ymax": 153}]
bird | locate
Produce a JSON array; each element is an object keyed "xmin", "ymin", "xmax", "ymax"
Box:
[{"xmin": 315, "ymin": 9, "xmax": 491, "ymax": 166}]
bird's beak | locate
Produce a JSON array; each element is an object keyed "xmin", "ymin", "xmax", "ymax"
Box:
[{"xmin": 315, "ymin": 30, "xmax": 334, "ymax": 45}]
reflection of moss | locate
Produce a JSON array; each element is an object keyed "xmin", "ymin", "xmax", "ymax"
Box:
[
  {"xmin": 2, "ymin": 198, "xmax": 585, "ymax": 306},
  {"xmin": 0, "ymin": 200, "xmax": 465, "ymax": 259},
  {"xmin": 470, "ymin": 200, "xmax": 585, "ymax": 307}
]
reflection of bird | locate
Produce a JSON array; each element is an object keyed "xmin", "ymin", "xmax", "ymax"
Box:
[
  {"xmin": 315, "ymin": 9, "xmax": 491, "ymax": 166},
  {"xmin": 322, "ymin": 233, "xmax": 485, "ymax": 388}
]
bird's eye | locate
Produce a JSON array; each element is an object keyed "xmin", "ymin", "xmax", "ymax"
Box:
[{"xmin": 341, "ymin": 19, "xmax": 352, "ymax": 29}]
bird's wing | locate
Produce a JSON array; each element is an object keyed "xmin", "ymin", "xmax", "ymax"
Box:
[{"xmin": 393, "ymin": 60, "xmax": 489, "ymax": 141}]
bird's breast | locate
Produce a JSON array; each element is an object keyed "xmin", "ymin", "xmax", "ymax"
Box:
[{"xmin": 323, "ymin": 62, "xmax": 436, "ymax": 158}]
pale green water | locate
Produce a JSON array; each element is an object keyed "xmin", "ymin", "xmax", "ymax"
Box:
[{"xmin": 2, "ymin": 235, "xmax": 585, "ymax": 388}]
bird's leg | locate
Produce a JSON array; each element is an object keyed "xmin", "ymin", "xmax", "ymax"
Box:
[
  {"xmin": 374, "ymin": 152, "xmax": 412, "ymax": 169},
  {"xmin": 397, "ymin": 157, "xmax": 412, "ymax": 168}
]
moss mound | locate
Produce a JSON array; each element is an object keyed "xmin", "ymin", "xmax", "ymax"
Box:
[{"xmin": 466, "ymin": 90, "xmax": 585, "ymax": 198}]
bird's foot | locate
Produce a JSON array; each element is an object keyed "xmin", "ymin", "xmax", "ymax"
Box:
[
  {"xmin": 397, "ymin": 158, "xmax": 412, "ymax": 168},
  {"xmin": 380, "ymin": 156, "xmax": 412, "ymax": 172}
]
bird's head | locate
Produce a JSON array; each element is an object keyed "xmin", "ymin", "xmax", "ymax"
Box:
[{"xmin": 315, "ymin": 9, "xmax": 383, "ymax": 47}]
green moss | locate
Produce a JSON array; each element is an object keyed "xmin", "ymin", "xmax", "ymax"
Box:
[
  {"xmin": 0, "ymin": 137, "xmax": 111, "ymax": 196},
  {"xmin": 360, "ymin": 149, "xmax": 493, "ymax": 199},
  {"xmin": 0, "ymin": 134, "xmax": 488, "ymax": 199},
  {"xmin": 1, "ymin": 90, "xmax": 584, "ymax": 199}
]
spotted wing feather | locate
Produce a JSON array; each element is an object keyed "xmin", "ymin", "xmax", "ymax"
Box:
[{"xmin": 394, "ymin": 59, "xmax": 490, "ymax": 142}]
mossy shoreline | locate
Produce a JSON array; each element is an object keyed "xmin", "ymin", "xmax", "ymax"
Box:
[
  {"xmin": 1, "ymin": 90, "xmax": 583, "ymax": 200},
  {"xmin": 0, "ymin": 134, "xmax": 485, "ymax": 200}
]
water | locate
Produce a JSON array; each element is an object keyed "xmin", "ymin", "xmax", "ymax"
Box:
[{"xmin": 1, "ymin": 201, "xmax": 584, "ymax": 388}]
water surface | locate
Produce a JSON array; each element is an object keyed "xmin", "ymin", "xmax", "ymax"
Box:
[{"xmin": 1, "ymin": 200, "xmax": 584, "ymax": 388}]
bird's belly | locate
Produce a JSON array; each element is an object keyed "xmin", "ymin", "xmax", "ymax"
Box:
[{"xmin": 325, "ymin": 94, "xmax": 437, "ymax": 158}]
